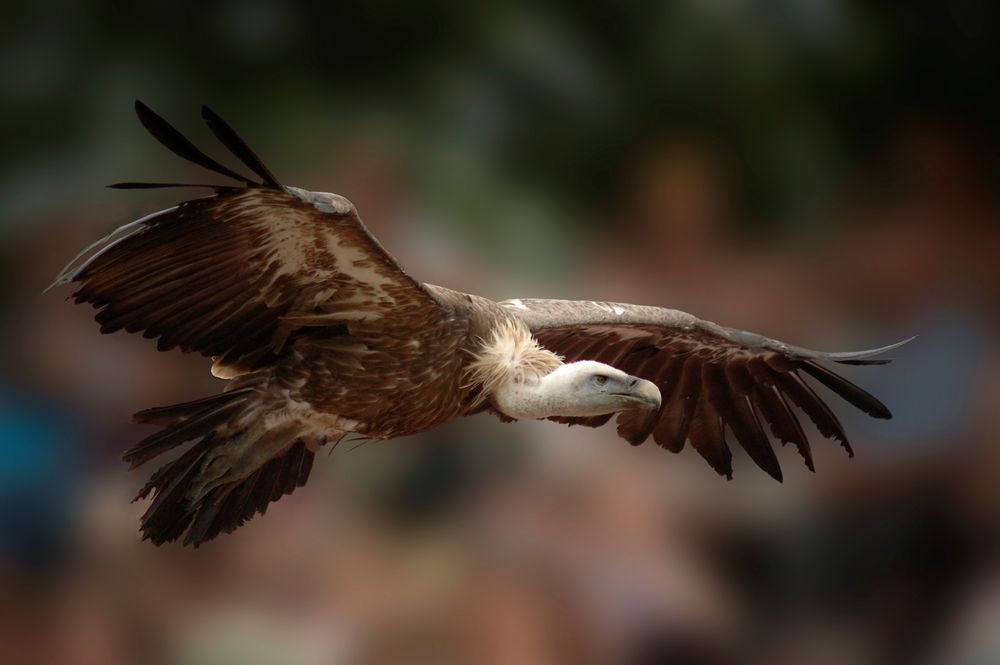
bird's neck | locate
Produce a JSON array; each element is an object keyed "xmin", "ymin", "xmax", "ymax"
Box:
[
  {"xmin": 466, "ymin": 317, "xmax": 563, "ymax": 416},
  {"xmin": 491, "ymin": 368, "xmax": 578, "ymax": 420}
]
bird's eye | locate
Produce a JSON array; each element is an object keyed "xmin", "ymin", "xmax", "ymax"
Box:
[{"xmin": 593, "ymin": 375, "xmax": 608, "ymax": 386}]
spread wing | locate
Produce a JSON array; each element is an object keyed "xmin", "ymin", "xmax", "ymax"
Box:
[
  {"xmin": 502, "ymin": 298, "xmax": 913, "ymax": 481},
  {"xmin": 50, "ymin": 101, "xmax": 445, "ymax": 377}
]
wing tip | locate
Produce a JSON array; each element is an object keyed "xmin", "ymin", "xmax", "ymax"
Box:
[
  {"xmin": 830, "ymin": 335, "xmax": 918, "ymax": 362},
  {"xmin": 777, "ymin": 335, "xmax": 917, "ymax": 363},
  {"xmin": 133, "ymin": 98, "xmax": 162, "ymax": 129},
  {"xmin": 129, "ymin": 100, "xmax": 258, "ymax": 186},
  {"xmin": 200, "ymin": 104, "xmax": 219, "ymax": 123},
  {"xmin": 199, "ymin": 103, "xmax": 281, "ymax": 189}
]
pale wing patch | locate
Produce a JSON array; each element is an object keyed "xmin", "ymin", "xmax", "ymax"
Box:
[
  {"xmin": 326, "ymin": 237, "xmax": 399, "ymax": 307},
  {"xmin": 502, "ymin": 298, "xmax": 529, "ymax": 311},
  {"xmin": 589, "ymin": 301, "xmax": 626, "ymax": 316},
  {"xmin": 245, "ymin": 190, "xmax": 410, "ymax": 318},
  {"xmin": 292, "ymin": 188, "xmax": 355, "ymax": 215}
]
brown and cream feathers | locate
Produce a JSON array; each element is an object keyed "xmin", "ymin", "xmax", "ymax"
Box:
[{"xmin": 50, "ymin": 102, "xmax": 911, "ymax": 546}]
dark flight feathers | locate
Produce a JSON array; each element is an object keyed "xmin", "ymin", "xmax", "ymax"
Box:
[
  {"xmin": 111, "ymin": 100, "xmax": 280, "ymax": 190},
  {"xmin": 200, "ymin": 105, "xmax": 282, "ymax": 188},
  {"xmin": 533, "ymin": 319, "xmax": 902, "ymax": 482}
]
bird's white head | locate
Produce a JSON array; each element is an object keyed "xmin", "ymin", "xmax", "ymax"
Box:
[{"xmin": 493, "ymin": 360, "xmax": 662, "ymax": 420}]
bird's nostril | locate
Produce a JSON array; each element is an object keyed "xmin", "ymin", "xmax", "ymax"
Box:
[{"xmin": 628, "ymin": 377, "xmax": 639, "ymax": 389}]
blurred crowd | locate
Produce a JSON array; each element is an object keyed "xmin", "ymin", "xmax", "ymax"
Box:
[{"xmin": 2, "ymin": 2, "xmax": 1000, "ymax": 664}]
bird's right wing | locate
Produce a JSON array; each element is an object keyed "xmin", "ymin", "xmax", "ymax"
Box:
[
  {"xmin": 50, "ymin": 102, "xmax": 447, "ymax": 377},
  {"xmin": 503, "ymin": 298, "xmax": 912, "ymax": 481}
]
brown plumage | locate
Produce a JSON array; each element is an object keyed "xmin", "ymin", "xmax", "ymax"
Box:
[{"xmin": 50, "ymin": 102, "xmax": 912, "ymax": 546}]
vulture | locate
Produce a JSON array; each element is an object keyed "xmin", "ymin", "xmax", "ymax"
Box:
[{"xmin": 50, "ymin": 102, "xmax": 911, "ymax": 547}]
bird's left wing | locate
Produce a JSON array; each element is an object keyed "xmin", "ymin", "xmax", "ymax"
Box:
[
  {"xmin": 502, "ymin": 298, "xmax": 912, "ymax": 481},
  {"xmin": 51, "ymin": 101, "xmax": 448, "ymax": 377}
]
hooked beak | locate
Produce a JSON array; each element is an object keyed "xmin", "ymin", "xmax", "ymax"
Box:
[{"xmin": 616, "ymin": 376, "xmax": 661, "ymax": 411}]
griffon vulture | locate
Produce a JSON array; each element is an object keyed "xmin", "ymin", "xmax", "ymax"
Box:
[{"xmin": 50, "ymin": 102, "xmax": 911, "ymax": 546}]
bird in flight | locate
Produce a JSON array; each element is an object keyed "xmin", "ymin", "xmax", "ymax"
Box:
[{"xmin": 50, "ymin": 102, "xmax": 911, "ymax": 547}]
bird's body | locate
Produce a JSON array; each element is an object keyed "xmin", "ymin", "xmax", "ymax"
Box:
[{"xmin": 51, "ymin": 102, "xmax": 911, "ymax": 546}]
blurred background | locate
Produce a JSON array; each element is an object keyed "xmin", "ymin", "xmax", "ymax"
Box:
[{"xmin": 2, "ymin": 2, "xmax": 999, "ymax": 664}]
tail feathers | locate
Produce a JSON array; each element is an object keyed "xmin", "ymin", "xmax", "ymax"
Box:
[
  {"xmin": 125, "ymin": 388, "xmax": 254, "ymax": 468},
  {"xmin": 131, "ymin": 388, "xmax": 255, "ymax": 427},
  {"xmin": 126, "ymin": 391, "xmax": 319, "ymax": 547}
]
